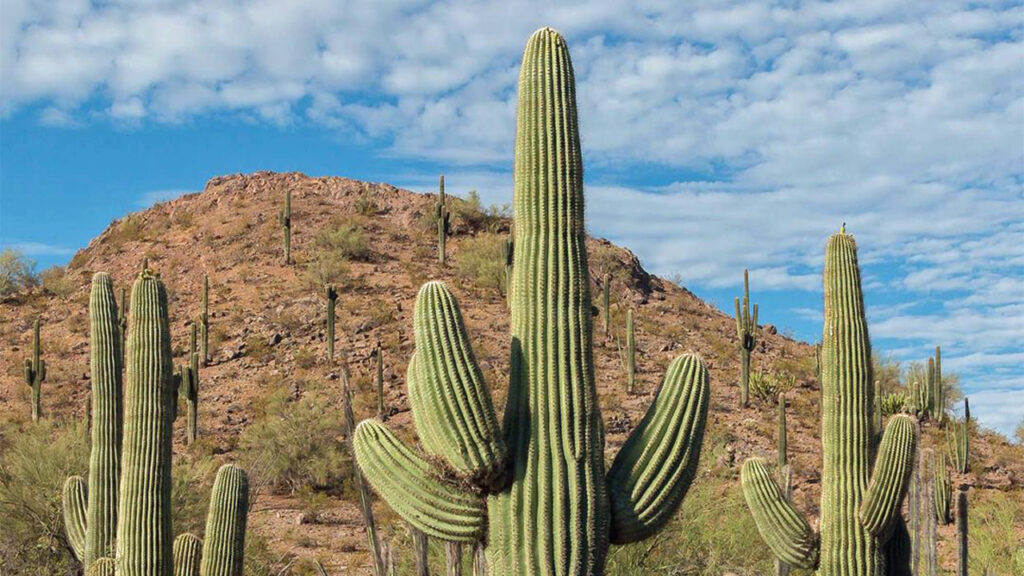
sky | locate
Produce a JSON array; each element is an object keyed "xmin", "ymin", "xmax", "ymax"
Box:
[{"xmin": 1, "ymin": 0, "xmax": 1021, "ymax": 436}]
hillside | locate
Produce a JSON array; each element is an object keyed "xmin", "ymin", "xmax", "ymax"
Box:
[{"xmin": 1, "ymin": 171, "xmax": 1020, "ymax": 574}]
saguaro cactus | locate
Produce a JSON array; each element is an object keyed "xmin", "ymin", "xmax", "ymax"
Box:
[
  {"xmin": 933, "ymin": 346, "xmax": 943, "ymax": 424},
  {"xmin": 375, "ymin": 341, "xmax": 384, "ymax": 416},
  {"xmin": 24, "ymin": 318, "xmax": 46, "ymax": 421},
  {"xmin": 179, "ymin": 324, "xmax": 200, "ymax": 445},
  {"xmin": 735, "ymin": 269, "xmax": 758, "ymax": 407},
  {"xmin": 933, "ymin": 451, "xmax": 951, "ymax": 525},
  {"xmin": 174, "ymin": 533, "xmax": 202, "ymax": 576},
  {"xmin": 437, "ymin": 175, "xmax": 450, "ymax": 266},
  {"xmin": 199, "ymin": 464, "xmax": 249, "ymax": 576},
  {"xmin": 948, "ymin": 398, "xmax": 970, "ymax": 473},
  {"xmin": 353, "ymin": 28, "xmax": 710, "ymax": 576},
  {"xmin": 741, "ymin": 229, "xmax": 918, "ymax": 574},
  {"xmin": 956, "ymin": 486, "xmax": 968, "ymax": 576},
  {"xmin": 62, "ymin": 273, "xmax": 125, "ymax": 570},
  {"xmin": 117, "ymin": 271, "xmax": 176, "ymax": 576},
  {"xmin": 200, "ymin": 274, "xmax": 210, "ymax": 366},
  {"xmin": 325, "ymin": 284, "xmax": 338, "ymax": 363},
  {"xmin": 501, "ymin": 236, "xmax": 513, "ymax": 300},
  {"xmin": 279, "ymin": 190, "xmax": 292, "ymax": 265},
  {"xmin": 625, "ymin": 308, "xmax": 636, "ymax": 393},
  {"xmin": 602, "ymin": 272, "xmax": 611, "ymax": 337},
  {"xmin": 119, "ymin": 286, "xmax": 128, "ymax": 366},
  {"xmin": 341, "ymin": 369, "xmax": 385, "ymax": 576}
]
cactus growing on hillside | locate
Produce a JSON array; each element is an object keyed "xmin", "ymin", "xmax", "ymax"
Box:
[
  {"xmin": 735, "ymin": 269, "xmax": 758, "ymax": 407},
  {"xmin": 437, "ymin": 175, "xmax": 450, "ymax": 266},
  {"xmin": 501, "ymin": 236, "xmax": 513, "ymax": 301},
  {"xmin": 933, "ymin": 451, "xmax": 951, "ymax": 525},
  {"xmin": 948, "ymin": 398, "xmax": 970, "ymax": 473},
  {"xmin": 625, "ymin": 308, "xmax": 636, "ymax": 393},
  {"xmin": 741, "ymin": 229, "xmax": 918, "ymax": 575},
  {"xmin": 199, "ymin": 464, "xmax": 249, "ymax": 576},
  {"xmin": 279, "ymin": 190, "xmax": 292, "ymax": 265},
  {"xmin": 119, "ymin": 286, "xmax": 128, "ymax": 365},
  {"xmin": 352, "ymin": 28, "xmax": 711, "ymax": 575},
  {"xmin": 325, "ymin": 284, "xmax": 338, "ymax": 363},
  {"xmin": 602, "ymin": 272, "xmax": 611, "ymax": 337},
  {"xmin": 178, "ymin": 323, "xmax": 200, "ymax": 445},
  {"xmin": 446, "ymin": 542, "xmax": 463, "ymax": 576},
  {"xmin": 956, "ymin": 486, "xmax": 968, "ymax": 576},
  {"xmin": 200, "ymin": 274, "xmax": 210, "ymax": 366},
  {"xmin": 375, "ymin": 341, "xmax": 384, "ymax": 416},
  {"xmin": 174, "ymin": 533, "xmax": 202, "ymax": 576},
  {"xmin": 341, "ymin": 367, "xmax": 385, "ymax": 576},
  {"xmin": 23, "ymin": 318, "xmax": 46, "ymax": 421},
  {"xmin": 932, "ymin": 346, "xmax": 943, "ymax": 424}
]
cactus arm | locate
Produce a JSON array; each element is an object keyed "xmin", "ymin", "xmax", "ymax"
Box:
[
  {"xmin": 62, "ymin": 476, "xmax": 88, "ymax": 562},
  {"xmin": 199, "ymin": 465, "xmax": 248, "ymax": 576},
  {"xmin": 740, "ymin": 458, "xmax": 819, "ymax": 569},
  {"xmin": 860, "ymin": 414, "xmax": 917, "ymax": 538},
  {"xmin": 606, "ymin": 353, "xmax": 709, "ymax": 544},
  {"xmin": 410, "ymin": 281, "xmax": 506, "ymax": 490},
  {"xmin": 87, "ymin": 558, "xmax": 117, "ymax": 576},
  {"xmin": 174, "ymin": 533, "xmax": 202, "ymax": 576},
  {"xmin": 353, "ymin": 419, "xmax": 486, "ymax": 542}
]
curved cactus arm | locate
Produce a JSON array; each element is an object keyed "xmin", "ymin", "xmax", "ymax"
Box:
[
  {"xmin": 410, "ymin": 281, "xmax": 506, "ymax": 490},
  {"xmin": 860, "ymin": 414, "xmax": 917, "ymax": 538},
  {"xmin": 174, "ymin": 533, "xmax": 202, "ymax": 576},
  {"xmin": 606, "ymin": 353, "xmax": 710, "ymax": 544},
  {"xmin": 87, "ymin": 558, "xmax": 117, "ymax": 576},
  {"xmin": 353, "ymin": 419, "xmax": 486, "ymax": 542},
  {"xmin": 740, "ymin": 458, "xmax": 819, "ymax": 569},
  {"xmin": 62, "ymin": 476, "xmax": 88, "ymax": 562}
]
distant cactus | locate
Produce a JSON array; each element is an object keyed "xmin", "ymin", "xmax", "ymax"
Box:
[
  {"xmin": 436, "ymin": 175, "xmax": 450, "ymax": 266},
  {"xmin": 881, "ymin": 391, "xmax": 911, "ymax": 416},
  {"xmin": 173, "ymin": 533, "xmax": 202, "ymax": 576},
  {"xmin": 933, "ymin": 451, "xmax": 951, "ymax": 525},
  {"xmin": 178, "ymin": 323, "xmax": 200, "ymax": 445},
  {"xmin": 352, "ymin": 29, "xmax": 710, "ymax": 575},
  {"xmin": 279, "ymin": 190, "xmax": 292, "ymax": 265},
  {"xmin": 932, "ymin": 346, "xmax": 943, "ymax": 424},
  {"xmin": 119, "ymin": 286, "xmax": 128, "ymax": 366},
  {"xmin": 602, "ymin": 272, "xmax": 611, "ymax": 337},
  {"xmin": 375, "ymin": 341, "xmax": 384, "ymax": 417},
  {"xmin": 624, "ymin": 308, "xmax": 636, "ymax": 393},
  {"xmin": 23, "ymin": 318, "xmax": 46, "ymax": 421},
  {"xmin": 948, "ymin": 398, "xmax": 970, "ymax": 473},
  {"xmin": 325, "ymin": 284, "xmax": 338, "ymax": 363},
  {"xmin": 777, "ymin": 392, "xmax": 787, "ymax": 470},
  {"xmin": 734, "ymin": 269, "xmax": 758, "ymax": 407},
  {"xmin": 199, "ymin": 464, "xmax": 249, "ymax": 576},
  {"xmin": 200, "ymin": 274, "xmax": 210, "ymax": 366},
  {"xmin": 741, "ymin": 230, "xmax": 917, "ymax": 575},
  {"xmin": 501, "ymin": 236, "xmax": 513, "ymax": 301}
]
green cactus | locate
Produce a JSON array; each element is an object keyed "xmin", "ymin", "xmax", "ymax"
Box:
[
  {"xmin": 624, "ymin": 308, "xmax": 636, "ymax": 393},
  {"xmin": 325, "ymin": 284, "xmax": 338, "ymax": 363},
  {"xmin": 933, "ymin": 451, "xmax": 951, "ymax": 526},
  {"xmin": 777, "ymin": 392, "xmax": 787, "ymax": 470},
  {"xmin": 178, "ymin": 323, "xmax": 200, "ymax": 445},
  {"xmin": 501, "ymin": 236, "xmax": 514, "ymax": 301},
  {"xmin": 437, "ymin": 175, "xmax": 450, "ymax": 266},
  {"xmin": 956, "ymin": 486, "xmax": 968, "ymax": 576},
  {"xmin": 199, "ymin": 464, "xmax": 249, "ymax": 576},
  {"xmin": 741, "ymin": 230, "xmax": 918, "ymax": 574},
  {"xmin": 948, "ymin": 398, "xmax": 970, "ymax": 473},
  {"xmin": 174, "ymin": 533, "xmax": 202, "ymax": 576},
  {"xmin": 341, "ymin": 372, "xmax": 385, "ymax": 576},
  {"xmin": 23, "ymin": 317, "xmax": 46, "ymax": 421},
  {"xmin": 200, "ymin": 274, "xmax": 210, "ymax": 366},
  {"xmin": 352, "ymin": 28, "xmax": 710, "ymax": 576},
  {"xmin": 933, "ymin": 346, "xmax": 943, "ymax": 425},
  {"xmin": 63, "ymin": 273, "xmax": 125, "ymax": 569},
  {"xmin": 734, "ymin": 269, "xmax": 758, "ymax": 408},
  {"xmin": 279, "ymin": 190, "xmax": 292, "ymax": 265},
  {"xmin": 602, "ymin": 272, "xmax": 611, "ymax": 337},
  {"xmin": 88, "ymin": 558, "xmax": 117, "ymax": 576},
  {"xmin": 62, "ymin": 476, "xmax": 88, "ymax": 561},
  {"xmin": 375, "ymin": 341, "xmax": 384, "ymax": 416},
  {"xmin": 881, "ymin": 392, "xmax": 911, "ymax": 416},
  {"xmin": 117, "ymin": 270, "xmax": 176, "ymax": 576},
  {"xmin": 119, "ymin": 286, "xmax": 128, "ymax": 366},
  {"xmin": 924, "ymin": 473, "xmax": 938, "ymax": 576}
]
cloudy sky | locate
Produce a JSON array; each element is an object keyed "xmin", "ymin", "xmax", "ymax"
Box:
[{"xmin": 1, "ymin": 0, "xmax": 1021, "ymax": 435}]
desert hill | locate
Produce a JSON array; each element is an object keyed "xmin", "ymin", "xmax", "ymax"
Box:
[{"xmin": 1, "ymin": 171, "xmax": 1020, "ymax": 574}]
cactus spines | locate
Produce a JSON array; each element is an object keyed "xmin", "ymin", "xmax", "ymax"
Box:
[
  {"xmin": 62, "ymin": 476, "xmax": 88, "ymax": 561},
  {"xmin": 602, "ymin": 272, "xmax": 611, "ymax": 337},
  {"xmin": 625, "ymin": 308, "xmax": 636, "ymax": 393},
  {"xmin": 88, "ymin": 558, "xmax": 118, "ymax": 576},
  {"xmin": 740, "ymin": 458, "xmax": 819, "ymax": 568},
  {"xmin": 23, "ymin": 317, "xmax": 46, "ymax": 421},
  {"xmin": 116, "ymin": 270, "xmax": 175, "ymax": 576},
  {"xmin": 437, "ymin": 175, "xmax": 449, "ymax": 266},
  {"xmin": 173, "ymin": 533, "xmax": 202, "ymax": 576},
  {"xmin": 607, "ymin": 353, "xmax": 710, "ymax": 543},
  {"xmin": 200, "ymin": 274, "xmax": 210, "ymax": 366},
  {"xmin": 446, "ymin": 541, "xmax": 463, "ymax": 576},
  {"xmin": 778, "ymin": 392, "xmax": 788, "ymax": 469},
  {"xmin": 948, "ymin": 398, "xmax": 970, "ymax": 473},
  {"xmin": 734, "ymin": 269, "xmax": 758, "ymax": 407},
  {"xmin": 179, "ymin": 323, "xmax": 200, "ymax": 445},
  {"xmin": 743, "ymin": 230, "xmax": 918, "ymax": 575},
  {"xmin": 956, "ymin": 485, "xmax": 968, "ymax": 576},
  {"xmin": 933, "ymin": 452, "xmax": 951, "ymax": 525},
  {"xmin": 279, "ymin": 190, "xmax": 292, "ymax": 265},
  {"xmin": 325, "ymin": 284, "xmax": 338, "ymax": 363},
  {"xmin": 353, "ymin": 28, "xmax": 709, "ymax": 575},
  {"xmin": 199, "ymin": 464, "xmax": 249, "ymax": 576}
]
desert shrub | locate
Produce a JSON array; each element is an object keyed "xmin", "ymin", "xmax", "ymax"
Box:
[
  {"xmin": 304, "ymin": 250, "xmax": 350, "ymax": 289},
  {"xmin": 244, "ymin": 335, "xmax": 273, "ymax": 363},
  {"xmin": 0, "ymin": 420, "xmax": 89, "ymax": 575},
  {"xmin": 969, "ymin": 489, "xmax": 1023, "ymax": 574},
  {"xmin": 39, "ymin": 266, "xmax": 75, "ymax": 298},
  {"xmin": 420, "ymin": 190, "xmax": 510, "ymax": 234},
  {"xmin": 355, "ymin": 192, "xmax": 379, "ymax": 216},
  {"xmin": 749, "ymin": 370, "xmax": 795, "ymax": 403},
  {"xmin": 454, "ymin": 233, "xmax": 506, "ymax": 293},
  {"xmin": 239, "ymin": 390, "xmax": 351, "ymax": 494},
  {"xmin": 0, "ymin": 248, "xmax": 38, "ymax": 296},
  {"xmin": 880, "ymin": 392, "xmax": 911, "ymax": 416},
  {"xmin": 315, "ymin": 216, "xmax": 371, "ymax": 261},
  {"xmin": 294, "ymin": 347, "xmax": 317, "ymax": 369},
  {"xmin": 108, "ymin": 214, "xmax": 145, "ymax": 248}
]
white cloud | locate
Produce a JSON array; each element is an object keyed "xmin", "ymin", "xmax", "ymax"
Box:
[{"xmin": 4, "ymin": 242, "xmax": 74, "ymax": 256}]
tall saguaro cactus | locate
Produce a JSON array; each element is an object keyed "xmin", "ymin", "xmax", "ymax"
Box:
[
  {"xmin": 437, "ymin": 175, "xmax": 450, "ymax": 266},
  {"xmin": 325, "ymin": 284, "xmax": 338, "ymax": 363},
  {"xmin": 279, "ymin": 190, "xmax": 292, "ymax": 265},
  {"xmin": 24, "ymin": 318, "xmax": 46, "ymax": 421},
  {"xmin": 625, "ymin": 308, "xmax": 636, "ymax": 393},
  {"xmin": 933, "ymin": 452, "xmax": 951, "ymax": 525},
  {"xmin": 179, "ymin": 323, "xmax": 200, "ymax": 445},
  {"xmin": 117, "ymin": 270, "xmax": 176, "ymax": 576},
  {"xmin": 353, "ymin": 28, "xmax": 710, "ymax": 576},
  {"xmin": 932, "ymin": 346, "xmax": 943, "ymax": 424},
  {"xmin": 735, "ymin": 269, "xmax": 758, "ymax": 407},
  {"xmin": 602, "ymin": 272, "xmax": 611, "ymax": 337},
  {"xmin": 200, "ymin": 274, "xmax": 210, "ymax": 366},
  {"xmin": 741, "ymin": 229, "xmax": 918, "ymax": 575},
  {"xmin": 119, "ymin": 287, "xmax": 128, "ymax": 366},
  {"xmin": 199, "ymin": 464, "xmax": 249, "ymax": 576}
]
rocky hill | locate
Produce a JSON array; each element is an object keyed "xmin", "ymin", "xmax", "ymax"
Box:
[{"xmin": 1, "ymin": 171, "xmax": 1020, "ymax": 574}]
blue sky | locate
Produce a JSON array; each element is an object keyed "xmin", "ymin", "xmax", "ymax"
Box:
[{"xmin": 1, "ymin": 0, "xmax": 1021, "ymax": 436}]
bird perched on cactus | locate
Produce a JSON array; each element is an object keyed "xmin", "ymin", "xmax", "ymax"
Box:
[
  {"xmin": 735, "ymin": 269, "xmax": 758, "ymax": 407},
  {"xmin": 353, "ymin": 28, "xmax": 711, "ymax": 575},
  {"xmin": 741, "ymin": 229, "xmax": 917, "ymax": 575},
  {"xmin": 23, "ymin": 317, "xmax": 46, "ymax": 421}
]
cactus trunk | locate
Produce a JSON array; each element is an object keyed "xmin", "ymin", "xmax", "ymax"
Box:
[
  {"xmin": 625, "ymin": 309, "xmax": 635, "ymax": 394},
  {"xmin": 24, "ymin": 318, "xmax": 46, "ymax": 421},
  {"xmin": 325, "ymin": 285, "xmax": 337, "ymax": 363},
  {"xmin": 437, "ymin": 175, "xmax": 448, "ymax": 267},
  {"xmin": 376, "ymin": 342, "xmax": 384, "ymax": 417},
  {"xmin": 279, "ymin": 190, "xmax": 292, "ymax": 265},
  {"xmin": 412, "ymin": 526, "xmax": 429, "ymax": 576},
  {"xmin": 174, "ymin": 533, "xmax": 202, "ymax": 576},
  {"xmin": 735, "ymin": 269, "xmax": 757, "ymax": 408},
  {"xmin": 956, "ymin": 487, "xmax": 968, "ymax": 576},
  {"xmin": 602, "ymin": 273, "xmax": 611, "ymax": 338},
  {"xmin": 199, "ymin": 464, "xmax": 249, "ymax": 576},
  {"xmin": 201, "ymin": 274, "xmax": 210, "ymax": 366},
  {"xmin": 342, "ymin": 371, "xmax": 385, "ymax": 576}
]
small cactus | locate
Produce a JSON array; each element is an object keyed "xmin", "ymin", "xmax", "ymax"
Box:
[
  {"xmin": 200, "ymin": 274, "xmax": 210, "ymax": 366},
  {"xmin": 178, "ymin": 324, "xmax": 200, "ymax": 445},
  {"xmin": 933, "ymin": 346, "xmax": 943, "ymax": 424},
  {"xmin": 279, "ymin": 190, "xmax": 292, "ymax": 265},
  {"xmin": 948, "ymin": 398, "xmax": 970, "ymax": 473},
  {"xmin": 325, "ymin": 284, "xmax": 338, "ymax": 363},
  {"xmin": 777, "ymin": 392, "xmax": 787, "ymax": 470},
  {"xmin": 23, "ymin": 318, "xmax": 46, "ymax": 421},
  {"xmin": 501, "ymin": 236, "xmax": 513, "ymax": 301},
  {"xmin": 734, "ymin": 269, "xmax": 758, "ymax": 408},
  {"xmin": 173, "ymin": 533, "xmax": 202, "ymax": 576},
  {"xmin": 625, "ymin": 308, "xmax": 636, "ymax": 393},
  {"xmin": 602, "ymin": 272, "xmax": 611, "ymax": 337},
  {"xmin": 375, "ymin": 341, "xmax": 384, "ymax": 417},
  {"xmin": 199, "ymin": 464, "xmax": 249, "ymax": 576},
  {"xmin": 436, "ymin": 175, "xmax": 450, "ymax": 266},
  {"xmin": 118, "ymin": 286, "xmax": 128, "ymax": 366},
  {"xmin": 934, "ymin": 451, "xmax": 951, "ymax": 525},
  {"xmin": 924, "ymin": 473, "xmax": 938, "ymax": 576}
]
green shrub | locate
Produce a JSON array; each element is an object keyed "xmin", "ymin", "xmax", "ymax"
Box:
[
  {"xmin": 454, "ymin": 232, "xmax": 506, "ymax": 293},
  {"xmin": 304, "ymin": 251, "xmax": 349, "ymax": 291},
  {"xmin": 749, "ymin": 370, "xmax": 795, "ymax": 403},
  {"xmin": 39, "ymin": 266, "xmax": 76, "ymax": 298},
  {"xmin": 315, "ymin": 216, "xmax": 371, "ymax": 261},
  {"xmin": 239, "ymin": 390, "xmax": 351, "ymax": 494},
  {"xmin": 355, "ymin": 193, "xmax": 379, "ymax": 216},
  {"xmin": 0, "ymin": 248, "xmax": 38, "ymax": 297}
]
